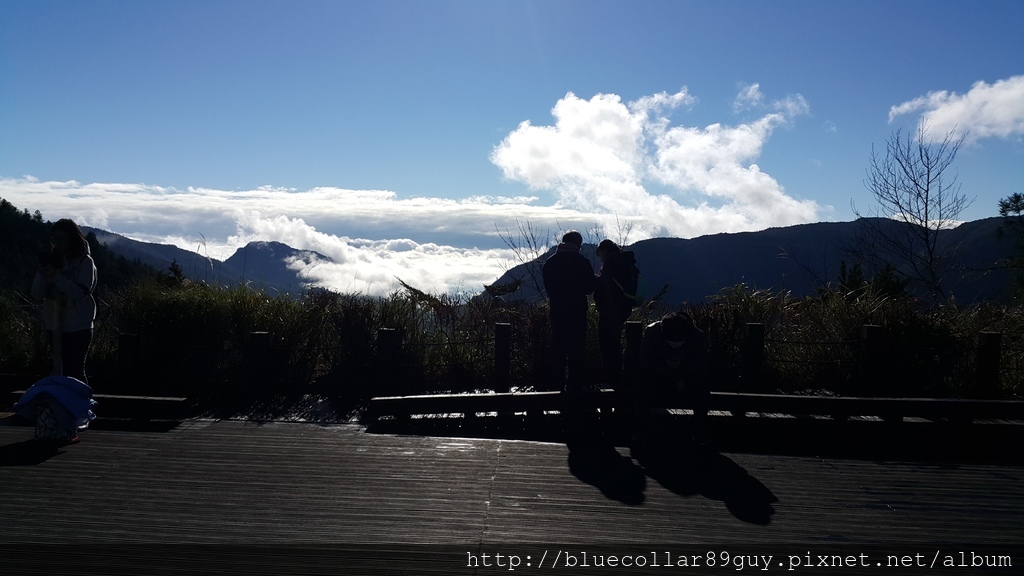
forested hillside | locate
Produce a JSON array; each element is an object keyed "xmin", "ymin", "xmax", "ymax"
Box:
[{"xmin": 0, "ymin": 197, "xmax": 158, "ymax": 296}]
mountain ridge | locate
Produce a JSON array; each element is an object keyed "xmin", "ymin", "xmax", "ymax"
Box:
[
  {"xmin": 83, "ymin": 229, "xmax": 328, "ymax": 295},
  {"xmin": 76, "ymin": 217, "xmax": 1015, "ymax": 304},
  {"xmin": 489, "ymin": 217, "xmax": 1015, "ymax": 305}
]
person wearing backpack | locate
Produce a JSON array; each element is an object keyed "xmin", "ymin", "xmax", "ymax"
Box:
[
  {"xmin": 542, "ymin": 230, "xmax": 596, "ymax": 392},
  {"xmin": 594, "ymin": 239, "xmax": 637, "ymax": 389}
]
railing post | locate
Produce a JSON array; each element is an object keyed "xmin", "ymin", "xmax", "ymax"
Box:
[
  {"xmin": 623, "ymin": 321, "xmax": 643, "ymax": 387},
  {"xmin": 494, "ymin": 322, "xmax": 511, "ymax": 393},
  {"xmin": 860, "ymin": 324, "xmax": 887, "ymax": 398},
  {"xmin": 620, "ymin": 321, "xmax": 643, "ymax": 425},
  {"xmin": 742, "ymin": 323, "xmax": 765, "ymax": 390},
  {"xmin": 116, "ymin": 333, "xmax": 141, "ymax": 392},
  {"xmin": 245, "ymin": 331, "xmax": 272, "ymax": 394},
  {"xmin": 976, "ymin": 331, "xmax": 1002, "ymax": 399},
  {"xmin": 376, "ymin": 328, "xmax": 401, "ymax": 397}
]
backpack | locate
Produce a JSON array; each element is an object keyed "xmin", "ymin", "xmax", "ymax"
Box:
[{"xmin": 614, "ymin": 251, "xmax": 643, "ymax": 308}]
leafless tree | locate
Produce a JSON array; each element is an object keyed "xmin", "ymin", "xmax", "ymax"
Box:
[
  {"xmin": 852, "ymin": 124, "xmax": 973, "ymax": 300},
  {"xmin": 597, "ymin": 214, "xmax": 635, "ymax": 248},
  {"xmin": 493, "ymin": 220, "xmax": 553, "ymax": 300}
]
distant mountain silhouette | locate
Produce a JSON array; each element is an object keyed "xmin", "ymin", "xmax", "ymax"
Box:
[
  {"xmin": 488, "ymin": 217, "xmax": 1014, "ymax": 305},
  {"xmin": 223, "ymin": 241, "xmax": 329, "ymax": 294},
  {"xmin": 85, "ymin": 228, "xmax": 233, "ymax": 281},
  {"xmin": 84, "ymin": 229, "xmax": 327, "ymax": 295},
  {"xmin": 83, "ymin": 218, "xmax": 1014, "ymax": 304}
]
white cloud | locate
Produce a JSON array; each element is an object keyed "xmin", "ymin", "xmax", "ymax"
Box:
[
  {"xmin": 733, "ymin": 83, "xmax": 808, "ymax": 119},
  {"xmin": 491, "ymin": 87, "xmax": 823, "ymax": 238},
  {"xmin": 889, "ymin": 75, "xmax": 1024, "ymax": 143},
  {"xmin": 772, "ymin": 93, "xmax": 810, "ymax": 118},
  {"xmin": 733, "ymin": 83, "xmax": 764, "ymax": 112},
  {"xmin": 292, "ymin": 240, "xmax": 515, "ymax": 297}
]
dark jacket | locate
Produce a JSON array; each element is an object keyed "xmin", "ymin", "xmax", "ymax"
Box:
[
  {"xmin": 542, "ymin": 243, "xmax": 595, "ymax": 314},
  {"xmin": 594, "ymin": 250, "xmax": 634, "ymax": 315},
  {"xmin": 640, "ymin": 319, "xmax": 709, "ymax": 384}
]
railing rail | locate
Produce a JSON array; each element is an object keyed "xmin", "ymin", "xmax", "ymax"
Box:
[{"xmin": 102, "ymin": 320, "xmax": 1009, "ymax": 401}]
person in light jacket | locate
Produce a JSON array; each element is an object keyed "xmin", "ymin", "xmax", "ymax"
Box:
[{"xmin": 32, "ymin": 219, "xmax": 98, "ymax": 385}]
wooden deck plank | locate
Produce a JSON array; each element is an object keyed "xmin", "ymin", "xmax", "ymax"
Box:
[{"xmin": 2, "ymin": 420, "xmax": 1022, "ymax": 574}]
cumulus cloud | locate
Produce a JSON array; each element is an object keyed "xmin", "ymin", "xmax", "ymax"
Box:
[
  {"xmin": 491, "ymin": 87, "xmax": 823, "ymax": 238},
  {"xmin": 889, "ymin": 75, "xmax": 1024, "ymax": 143}
]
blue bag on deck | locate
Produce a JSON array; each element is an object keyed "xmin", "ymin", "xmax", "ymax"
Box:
[{"xmin": 13, "ymin": 375, "xmax": 96, "ymax": 441}]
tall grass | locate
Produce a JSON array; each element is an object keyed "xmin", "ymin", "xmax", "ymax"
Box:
[
  {"xmin": 1, "ymin": 280, "xmax": 1020, "ymax": 406},
  {"xmin": 696, "ymin": 284, "xmax": 1023, "ymax": 397},
  {"xmin": 0, "ymin": 291, "xmax": 42, "ymax": 375}
]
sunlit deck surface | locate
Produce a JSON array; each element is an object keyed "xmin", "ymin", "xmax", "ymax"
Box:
[{"xmin": 2, "ymin": 414, "xmax": 1022, "ymax": 575}]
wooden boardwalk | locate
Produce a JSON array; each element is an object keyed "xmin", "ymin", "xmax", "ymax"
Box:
[{"xmin": 2, "ymin": 416, "xmax": 1022, "ymax": 575}]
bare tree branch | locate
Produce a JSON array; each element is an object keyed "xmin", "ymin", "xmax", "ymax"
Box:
[
  {"xmin": 851, "ymin": 124, "xmax": 973, "ymax": 301},
  {"xmin": 495, "ymin": 220, "xmax": 552, "ymax": 300}
]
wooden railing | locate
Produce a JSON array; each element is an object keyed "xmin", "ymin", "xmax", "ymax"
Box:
[
  {"xmin": 7, "ymin": 390, "xmax": 188, "ymax": 423},
  {"xmin": 365, "ymin": 321, "xmax": 1021, "ymax": 425},
  {"xmin": 367, "ymin": 321, "xmax": 1007, "ymax": 394},
  {"xmin": 49, "ymin": 320, "xmax": 1015, "ymax": 425}
]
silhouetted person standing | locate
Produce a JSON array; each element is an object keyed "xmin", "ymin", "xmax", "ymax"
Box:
[
  {"xmin": 594, "ymin": 239, "xmax": 634, "ymax": 388},
  {"xmin": 32, "ymin": 219, "xmax": 97, "ymax": 386},
  {"xmin": 639, "ymin": 312, "xmax": 712, "ymax": 445},
  {"xmin": 542, "ymin": 230, "xmax": 595, "ymax": 392}
]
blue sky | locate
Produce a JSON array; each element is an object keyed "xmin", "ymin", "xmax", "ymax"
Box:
[{"xmin": 2, "ymin": 0, "xmax": 1022, "ymax": 295}]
